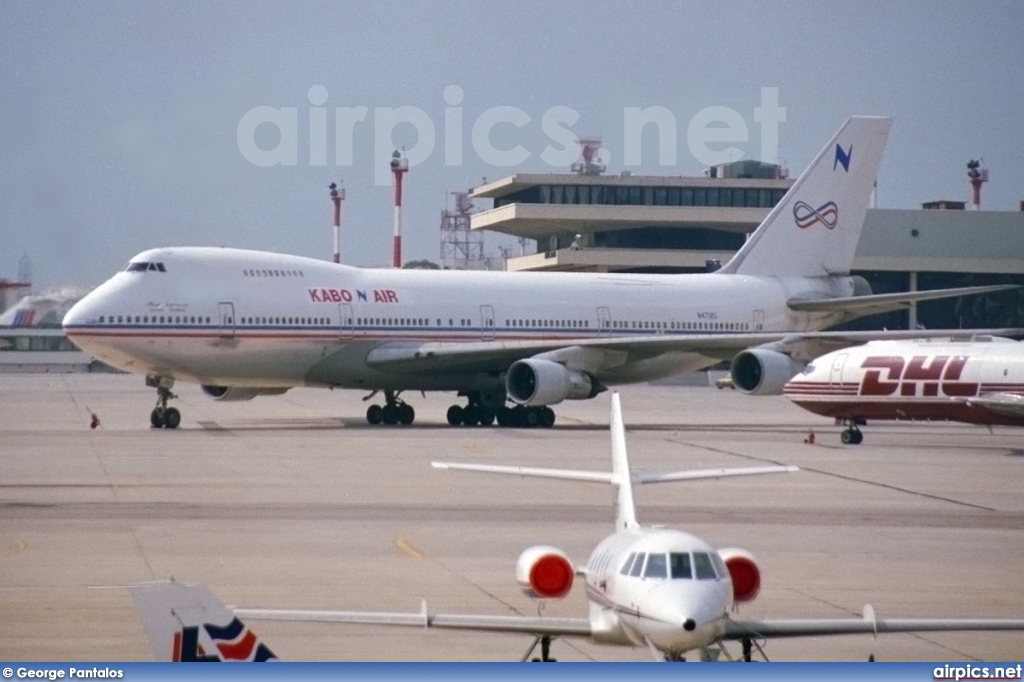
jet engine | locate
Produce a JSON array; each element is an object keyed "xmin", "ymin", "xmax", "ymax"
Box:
[
  {"xmin": 200, "ymin": 385, "xmax": 290, "ymax": 401},
  {"xmin": 729, "ymin": 349, "xmax": 805, "ymax": 395},
  {"xmin": 717, "ymin": 548, "xmax": 761, "ymax": 603},
  {"xmin": 506, "ymin": 359, "xmax": 601, "ymax": 406},
  {"xmin": 515, "ymin": 545, "xmax": 574, "ymax": 599}
]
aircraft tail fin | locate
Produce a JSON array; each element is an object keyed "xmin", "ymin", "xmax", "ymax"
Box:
[
  {"xmin": 129, "ymin": 580, "xmax": 279, "ymax": 662},
  {"xmin": 717, "ymin": 116, "xmax": 891, "ymax": 278},
  {"xmin": 609, "ymin": 392, "xmax": 639, "ymax": 530}
]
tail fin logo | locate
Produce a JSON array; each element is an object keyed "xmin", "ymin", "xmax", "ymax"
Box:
[
  {"xmin": 793, "ymin": 200, "xmax": 839, "ymax": 230},
  {"xmin": 173, "ymin": 619, "xmax": 278, "ymax": 662},
  {"xmin": 834, "ymin": 143, "xmax": 852, "ymax": 171}
]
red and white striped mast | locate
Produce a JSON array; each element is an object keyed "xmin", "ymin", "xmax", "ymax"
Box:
[
  {"xmin": 329, "ymin": 181, "xmax": 345, "ymax": 263},
  {"xmin": 390, "ymin": 149, "xmax": 408, "ymax": 268}
]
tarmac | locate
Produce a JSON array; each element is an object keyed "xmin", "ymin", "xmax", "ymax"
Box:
[{"xmin": 1, "ymin": 373, "xmax": 1023, "ymax": 662}]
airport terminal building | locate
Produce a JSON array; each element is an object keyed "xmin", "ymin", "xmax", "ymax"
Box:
[{"xmin": 470, "ymin": 162, "xmax": 1024, "ymax": 331}]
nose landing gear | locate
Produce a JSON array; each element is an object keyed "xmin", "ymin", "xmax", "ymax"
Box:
[{"xmin": 149, "ymin": 384, "xmax": 181, "ymax": 429}]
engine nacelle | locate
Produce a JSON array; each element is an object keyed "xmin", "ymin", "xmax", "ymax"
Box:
[
  {"xmin": 717, "ymin": 547, "xmax": 761, "ymax": 603},
  {"xmin": 506, "ymin": 359, "xmax": 600, "ymax": 406},
  {"xmin": 515, "ymin": 545, "xmax": 574, "ymax": 600},
  {"xmin": 201, "ymin": 385, "xmax": 290, "ymax": 401},
  {"xmin": 730, "ymin": 349, "xmax": 805, "ymax": 395}
]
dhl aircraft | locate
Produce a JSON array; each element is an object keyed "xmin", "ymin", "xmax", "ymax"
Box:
[
  {"xmin": 63, "ymin": 116, "xmax": 1014, "ymax": 429},
  {"xmin": 784, "ymin": 335, "xmax": 1024, "ymax": 444},
  {"xmin": 130, "ymin": 393, "xmax": 1024, "ymax": 662}
]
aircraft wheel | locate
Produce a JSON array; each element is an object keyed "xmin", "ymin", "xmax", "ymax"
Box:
[
  {"xmin": 462, "ymin": 405, "xmax": 481, "ymax": 426},
  {"xmin": 366, "ymin": 404, "xmax": 383, "ymax": 425},
  {"xmin": 150, "ymin": 408, "xmax": 165, "ymax": 429},
  {"xmin": 478, "ymin": 409, "xmax": 495, "ymax": 426},
  {"xmin": 525, "ymin": 408, "xmax": 541, "ymax": 428},
  {"xmin": 841, "ymin": 428, "xmax": 855, "ymax": 445},
  {"xmin": 382, "ymin": 404, "xmax": 400, "ymax": 425},
  {"xmin": 496, "ymin": 407, "xmax": 510, "ymax": 427},
  {"xmin": 851, "ymin": 429, "xmax": 863, "ymax": 445},
  {"xmin": 446, "ymin": 405, "xmax": 463, "ymax": 426},
  {"xmin": 398, "ymin": 403, "xmax": 415, "ymax": 425},
  {"xmin": 163, "ymin": 407, "xmax": 181, "ymax": 429},
  {"xmin": 540, "ymin": 407, "xmax": 555, "ymax": 428}
]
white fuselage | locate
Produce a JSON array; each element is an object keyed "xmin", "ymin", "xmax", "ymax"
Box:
[
  {"xmin": 784, "ymin": 337, "xmax": 1024, "ymax": 426},
  {"xmin": 580, "ymin": 527, "xmax": 733, "ymax": 656},
  {"xmin": 63, "ymin": 247, "xmax": 851, "ymax": 393}
]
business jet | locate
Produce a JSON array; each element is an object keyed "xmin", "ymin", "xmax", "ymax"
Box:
[
  {"xmin": 63, "ymin": 116, "xmax": 1014, "ymax": 429},
  {"xmin": 130, "ymin": 393, "xmax": 1024, "ymax": 662},
  {"xmin": 784, "ymin": 335, "xmax": 1024, "ymax": 444}
]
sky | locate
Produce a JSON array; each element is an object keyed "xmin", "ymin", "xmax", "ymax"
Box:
[{"xmin": 2, "ymin": 0, "xmax": 1023, "ymax": 292}]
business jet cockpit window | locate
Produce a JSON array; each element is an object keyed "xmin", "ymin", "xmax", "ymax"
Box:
[{"xmin": 125, "ymin": 262, "xmax": 166, "ymax": 272}]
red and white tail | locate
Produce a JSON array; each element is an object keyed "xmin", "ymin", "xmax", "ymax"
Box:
[{"xmin": 130, "ymin": 580, "xmax": 279, "ymax": 662}]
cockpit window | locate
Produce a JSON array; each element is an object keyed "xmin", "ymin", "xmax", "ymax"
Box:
[
  {"xmin": 710, "ymin": 552, "xmax": 728, "ymax": 579},
  {"xmin": 628, "ymin": 552, "xmax": 646, "ymax": 577},
  {"xmin": 620, "ymin": 552, "xmax": 637, "ymax": 576},
  {"xmin": 693, "ymin": 552, "xmax": 718, "ymax": 580},
  {"xmin": 800, "ymin": 363, "xmax": 816, "ymax": 375},
  {"xmin": 670, "ymin": 552, "xmax": 693, "ymax": 579},
  {"xmin": 125, "ymin": 262, "xmax": 167, "ymax": 272},
  {"xmin": 643, "ymin": 553, "xmax": 667, "ymax": 579}
]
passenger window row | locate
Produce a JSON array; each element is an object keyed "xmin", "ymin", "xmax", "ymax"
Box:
[
  {"xmin": 244, "ymin": 269, "xmax": 304, "ymax": 277},
  {"xmin": 98, "ymin": 315, "xmax": 211, "ymax": 324},
  {"xmin": 611, "ymin": 320, "xmax": 750, "ymax": 331}
]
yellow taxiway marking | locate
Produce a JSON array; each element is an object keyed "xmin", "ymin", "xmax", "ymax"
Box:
[{"xmin": 394, "ymin": 538, "xmax": 423, "ymax": 560}]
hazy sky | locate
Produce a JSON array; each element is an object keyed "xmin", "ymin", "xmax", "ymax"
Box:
[{"xmin": 2, "ymin": 1, "xmax": 1022, "ymax": 291}]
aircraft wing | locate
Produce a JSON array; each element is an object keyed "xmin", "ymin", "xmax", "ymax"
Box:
[
  {"xmin": 786, "ymin": 284, "xmax": 1017, "ymax": 316},
  {"xmin": 967, "ymin": 392, "xmax": 1024, "ymax": 418},
  {"xmin": 233, "ymin": 605, "xmax": 593, "ymax": 638},
  {"xmin": 723, "ymin": 606, "xmax": 1024, "ymax": 640},
  {"xmin": 432, "ymin": 461, "xmax": 797, "ymax": 484},
  {"xmin": 364, "ymin": 328, "xmax": 1024, "ymax": 375}
]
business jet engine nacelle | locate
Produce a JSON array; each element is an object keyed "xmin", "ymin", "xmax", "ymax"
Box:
[
  {"xmin": 506, "ymin": 359, "xmax": 600, "ymax": 406},
  {"xmin": 717, "ymin": 547, "xmax": 761, "ymax": 603},
  {"xmin": 201, "ymin": 385, "xmax": 290, "ymax": 401},
  {"xmin": 515, "ymin": 545, "xmax": 574, "ymax": 599},
  {"xmin": 729, "ymin": 349, "xmax": 805, "ymax": 395}
]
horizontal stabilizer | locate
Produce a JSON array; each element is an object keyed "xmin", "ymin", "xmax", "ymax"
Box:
[
  {"xmin": 787, "ymin": 284, "xmax": 1018, "ymax": 316},
  {"xmin": 431, "ymin": 461, "xmax": 797, "ymax": 485}
]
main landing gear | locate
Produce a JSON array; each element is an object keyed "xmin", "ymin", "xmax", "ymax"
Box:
[
  {"xmin": 521, "ymin": 635, "xmax": 557, "ymax": 662},
  {"xmin": 365, "ymin": 390, "xmax": 415, "ymax": 426},
  {"xmin": 445, "ymin": 392, "xmax": 556, "ymax": 428},
  {"xmin": 148, "ymin": 380, "xmax": 181, "ymax": 429}
]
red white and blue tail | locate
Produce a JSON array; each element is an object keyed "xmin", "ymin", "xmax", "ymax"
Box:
[{"xmin": 130, "ymin": 580, "xmax": 279, "ymax": 662}]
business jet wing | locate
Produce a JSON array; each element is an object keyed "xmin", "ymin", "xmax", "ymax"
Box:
[
  {"xmin": 786, "ymin": 283, "xmax": 1017, "ymax": 317},
  {"xmin": 723, "ymin": 606, "xmax": 1024, "ymax": 640},
  {"xmin": 233, "ymin": 605, "xmax": 593, "ymax": 638},
  {"xmin": 364, "ymin": 328, "xmax": 1024, "ymax": 374}
]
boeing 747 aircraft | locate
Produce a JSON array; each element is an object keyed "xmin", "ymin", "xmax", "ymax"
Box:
[{"xmin": 63, "ymin": 116, "xmax": 1014, "ymax": 428}]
